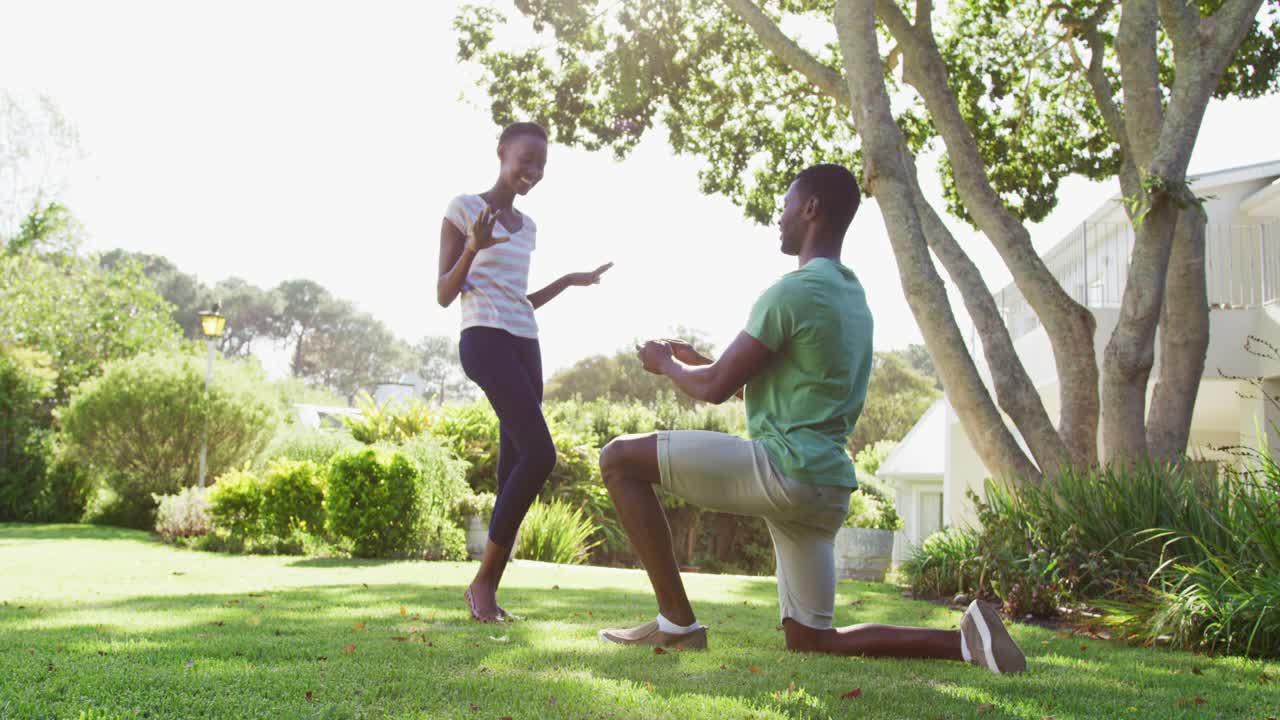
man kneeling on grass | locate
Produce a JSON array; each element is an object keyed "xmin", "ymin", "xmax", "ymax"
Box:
[{"xmin": 595, "ymin": 164, "xmax": 1026, "ymax": 674}]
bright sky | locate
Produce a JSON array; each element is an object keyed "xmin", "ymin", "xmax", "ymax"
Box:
[{"xmin": 4, "ymin": 1, "xmax": 1280, "ymax": 377}]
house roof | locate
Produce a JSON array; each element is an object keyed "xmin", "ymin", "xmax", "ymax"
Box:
[
  {"xmin": 877, "ymin": 398, "xmax": 947, "ymax": 479},
  {"xmin": 1056, "ymin": 158, "xmax": 1280, "ymax": 236},
  {"xmin": 1241, "ymin": 177, "xmax": 1280, "ymax": 218}
]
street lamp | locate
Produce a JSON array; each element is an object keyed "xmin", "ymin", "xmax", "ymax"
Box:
[{"xmin": 197, "ymin": 304, "xmax": 226, "ymax": 488}]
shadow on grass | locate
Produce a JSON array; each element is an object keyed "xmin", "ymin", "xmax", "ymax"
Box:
[
  {"xmin": 0, "ymin": 522, "xmax": 152, "ymax": 543},
  {"xmin": 2, "ymin": 581, "xmax": 1277, "ymax": 720},
  {"xmin": 286, "ymin": 557, "xmax": 408, "ymax": 569}
]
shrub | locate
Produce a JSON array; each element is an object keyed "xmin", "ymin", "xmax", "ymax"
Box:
[
  {"xmin": 60, "ymin": 350, "xmax": 280, "ymax": 527},
  {"xmin": 387, "ymin": 434, "xmax": 470, "ymax": 560},
  {"xmin": 207, "ymin": 468, "xmax": 265, "ymax": 540},
  {"xmin": 854, "ymin": 440, "xmax": 897, "ymax": 478},
  {"xmin": 901, "ymin": 527, "xmax": 982, "ymax": 599},
  {"xmin": 325, "ymin": 448, "xmax": 422, "ymax": 558},
  {"xmin": 259, "ymin": 426, "xmax": 360, "ymax": 468},
  {"xmin": 343, "ymin": 393, "xmax": 434, "ymax": 444},
  {"xmin": 260, "ymin": 460, "xmax": 326, "ymax": 538},
  {"xmin": 431, "ymin": 401, "xmax": 500, "ymax": 492},
  {"xmin": 453, "ymin": 491, "xmax": 496, "ymax": 521},
  {"xmin": 843, "ymin": 480, "xmax": 903, "ymax": 531},
  {"xmin": 971, "ymin": 462, "xmax": 1233, "ymax": 615},
  {"xmin": 974, "ymin": 487, "xmax": 1074, "ymax": 617},
  {"xmin": 514, "ymin": 499, "xmax": 600, "ymax": 565},
  {"xmin": 153, "ymin": 486, "xmax": 212, "ymax": 541},
  {"xmin": 37, "ymin": 443, "xmax": 94, "ymax": 523},
  {"xmin": 1107, "ymin": 454, "xmax": 1280, "ymax": 657},
  {"xmin": 0, "ymin": 346, "xmax": 56, "ymax": 521}
]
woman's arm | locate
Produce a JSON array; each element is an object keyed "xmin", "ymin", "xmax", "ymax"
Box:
[
  {"xmin": 527, "ymin": 262, "xmax": 613, "ymax": 309},
  {"xmin": 437, "ymin": 205, "xmax": 504, "ymax": 308}
]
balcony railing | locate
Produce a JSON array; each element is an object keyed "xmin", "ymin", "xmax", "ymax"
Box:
[{"xmin": 980, "ymin": 220, "xmax": 1280, "ymax": 344}]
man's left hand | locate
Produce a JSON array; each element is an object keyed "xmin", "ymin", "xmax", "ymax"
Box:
[{"xmin": 636, "ymin": 340, "xmax": 674, "ymax": 375}]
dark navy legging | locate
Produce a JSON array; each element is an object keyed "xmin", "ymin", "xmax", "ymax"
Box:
[{"xmin": 459, "ymin": 326, "xmax": 557, "ymax": 549}]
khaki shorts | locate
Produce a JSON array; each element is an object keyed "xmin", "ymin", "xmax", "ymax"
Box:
[{"xmin": 656, "ymin": 430, "xmax": 852, "ymax": 630}]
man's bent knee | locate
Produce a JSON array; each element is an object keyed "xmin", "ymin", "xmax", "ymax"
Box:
[{"xmin": 599, "ymin": 433, "xmax": 658, "ymax": 487}]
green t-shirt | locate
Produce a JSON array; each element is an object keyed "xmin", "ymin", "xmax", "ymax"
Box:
[{"xmin": 744, "ymin": 258, "xmax": 873, "ymax": 489}]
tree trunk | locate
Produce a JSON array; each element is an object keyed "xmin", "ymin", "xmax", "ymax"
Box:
[
  {"xmin": 902, "ymin": 149, "xmax": 1072, "ymax": 475},
  {"xmin": 1102, "ymin": 202, "xmax": 1178, "ymax": 462},
  {"xmin": 876, "ymin": 0, "xmax": 1100, "ymax": 469},
  {"xmin": 1147, "ymin": 205, "xmax": 1210, "ymax": 461},
  {"xmin": 835, "ymin": 0, "xmax": 1040, "ymax": 483}
]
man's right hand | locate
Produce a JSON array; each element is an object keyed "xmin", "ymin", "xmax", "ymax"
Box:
[
  {"xmin": 467, "ymin": 205, "xmax": 510, "ymax": 253},
  {"xmin": 663, "ymin": 339, "xmax": 713, "ymax": 367}
]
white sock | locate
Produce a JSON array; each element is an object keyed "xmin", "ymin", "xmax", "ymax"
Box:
[
  {"xmin": 656, "ymin": 613, "xmax": 703, "ymax": 635},
  {"xmin": 960, "ymin": 627, "xmax": 973, "ymax": 662}
]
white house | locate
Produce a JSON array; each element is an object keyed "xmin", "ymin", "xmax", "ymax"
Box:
[{"xmin": 885, "ymin": 159, "xmax": 1280, "ymax": 549}]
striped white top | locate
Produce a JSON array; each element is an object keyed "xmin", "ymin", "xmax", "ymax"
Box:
[{"xmin": 444, "ymin": 194, "xmax": 539, "ymax": 339}]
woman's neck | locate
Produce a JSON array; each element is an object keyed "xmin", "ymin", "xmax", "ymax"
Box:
[{"xmin": 483, "ymin": 183, "xmax": 516, "ymax": 210}]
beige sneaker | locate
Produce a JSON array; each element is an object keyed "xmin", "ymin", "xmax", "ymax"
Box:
[
  {"xmin": 597, "ymin": 620, "xmax": 708, "ymax": 650},
  {"xmin": 960, "ymin": 600, "xmax": 1027, "ymax": 674}
]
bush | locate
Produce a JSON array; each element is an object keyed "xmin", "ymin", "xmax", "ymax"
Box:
[
  {"xmin": 432, "ymin": 401, "xmax": 500, "ymax": 492},
  {"xmin": 970, "ymin": 463, "xmax": 1234, "ymax": 617},
  {"xmin": 260, "ymin": 460, "xmax": 326, "ymax": 538},
  {"xmin": 325, "ymin": 448, "xmax": 423, "ymax": 558},
  {"xmin": 387, "ymin": 434, "xmax": 470, "ymax": 561},
  {"xmin": 1107, "ymin": 454, "xmax": 1280, "ymax": 657},
  {"xmin": 343, "ymin": 393, "xmax": 434, "ymax": 444},
  {"xmin": 901, "ymin": 527, "xmax": 982, "ymax": 600},
  {"xmin": 59, "ymin": 350, "xmax": 281, "ymax": 527},
  {"xmin": 854, "ymin": 440, "xmax": 897, "ymax": 478},
  {"xmin": 514, "ymin": 500, "xmax": 600, "ymax": 565},
  {"xmin": 0, "ymin": 346, "xmax": 56, "ymax": 521},
  {"xmin": 259, "ymin": 426, "xmax": 360, "ymax": 468},
  {"xmin": 38, "ymin": 444, "xmax": 94, "ymax": 523},
  {"xmin": 454, "ymin": 491, "xmax": 496, "ymax": 521},
  {"xmin": 843, "ymin": 480, "xmax": 902, "ymax": 531},
  {"xmin": 153, "ymin": 486, "xmax": 212, "ymax": 541},
  {"xmin": 207, "ymin": 468, "xmax": 265, "ymax": 540}
]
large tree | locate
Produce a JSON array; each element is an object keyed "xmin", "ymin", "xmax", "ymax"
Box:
[
  {"xmin": 411, "ymin": 335, "xmax": 475, "ymax": 404},
  {"xmin": 851, "ymin": 351, "xmax": 942, "ymax": 455},
  {"xmin": 0, "ymin": 92, "xmax": 81, "ymax": 239},
  {"xmin": 546, "ymin": 328, "xmax": 717, "ymax": 405},
  {"xmin": 456, "ymin": 0, "xmax": 1279, "ymax": 480},
  {"xmin": 293, "ymin": 299, "xmax": 410, "ymax": 402},
  {"xmin": 0, "ymin": 208, "xmax": 181, "ymax": 400}
]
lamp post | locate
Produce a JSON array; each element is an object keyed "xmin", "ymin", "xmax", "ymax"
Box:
[{"xmin": 197, "ymin": 304, "xmax": 227, "ymax": 488}]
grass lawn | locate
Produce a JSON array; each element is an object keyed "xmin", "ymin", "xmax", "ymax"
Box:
[{"xmin": 1, "ymin": 524, "xmax": 1277, "ymax": 719}]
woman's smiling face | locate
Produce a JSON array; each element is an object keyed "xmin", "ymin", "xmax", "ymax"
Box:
[{"xmin": 498, "ymin": 134, "xmax": 547, "ymax": 195}]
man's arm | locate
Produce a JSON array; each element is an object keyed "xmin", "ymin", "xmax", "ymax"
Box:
[{"xmin": 637, "ymin": 331, "xmax": 775, "ymax": 404}]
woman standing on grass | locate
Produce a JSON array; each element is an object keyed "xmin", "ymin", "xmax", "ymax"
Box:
[{"xmin": 438, "ymin": 121, "xmax": 612, "ymax": 622}]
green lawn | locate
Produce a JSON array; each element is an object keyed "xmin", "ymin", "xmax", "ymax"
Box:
[{"xmin": 1, "ymin": 524, "xmax": 1277, "ymax": 720}]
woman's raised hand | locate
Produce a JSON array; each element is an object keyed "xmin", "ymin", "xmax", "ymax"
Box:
[{"xmin": 467, "ymin": 205, "xmax": 510, "ymax": 253}]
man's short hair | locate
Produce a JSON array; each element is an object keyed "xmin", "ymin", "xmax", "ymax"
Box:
[
  {"xmin": 794, "ymin": 164, "xmax": 861, "ymax": 236},
  {"xmin": 499, "ymin": 122, "xmax": 549, "ymax": 145}
]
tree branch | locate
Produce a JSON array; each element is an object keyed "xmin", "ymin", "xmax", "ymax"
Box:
[
  {"xmin": 834, "ymin": 0, "xmax": 1042, "ymax": 482},
  {"xmin": 719, "ymin": 0, "xmax": 852, "ymax": 110},
  {"xmin": 1116, "ymin": 0, "xmax": 1164, "ymax": 166},
  {"xmin": 1204, "ymin": 0, "xmax": 1268, "ymax": 61},
  {"xmin": 1062, "ymin": 2, "xmax": 1142, "ymax": 195},
  {"xmin": 915, "ymin": 0, "xmax": 933, "ymax": 35},
  {"xmin": 900, "ymin": 146, "xmax": 1074, "ymax": 472},
  {"xmin": 1157, "ymin": 0, "xmax": 1201, "ymax": 60},
  {"xmin": 874, "ymin": 0, "xmax": 1101, "ymax": 465}
]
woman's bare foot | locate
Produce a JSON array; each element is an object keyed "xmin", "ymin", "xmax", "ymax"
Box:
[{"xmin": 465, "ymin": 582, "xmax": 503, "ymax": 623}]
